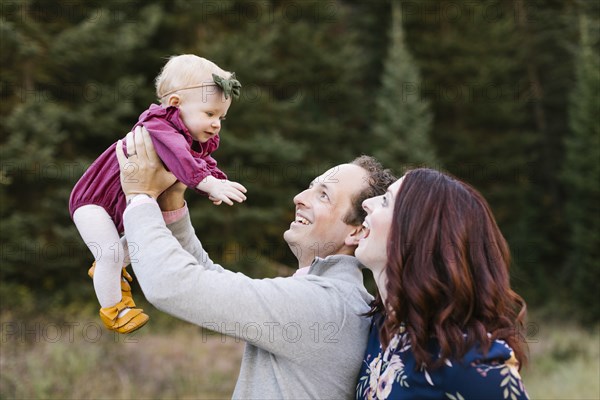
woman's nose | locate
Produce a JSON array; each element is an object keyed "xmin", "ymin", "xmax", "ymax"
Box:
[{"xmin": 362, "ymin": 197, "xmax": 373, "ymax": 213}]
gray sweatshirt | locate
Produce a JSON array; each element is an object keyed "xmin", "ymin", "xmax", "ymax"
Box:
[{"xmin": 124, "ymin": 202, "xmax": 374, "ymax": 399}]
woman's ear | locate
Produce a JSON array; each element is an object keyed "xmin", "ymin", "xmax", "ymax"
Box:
[
  {"xmin": 168, "ymin": 94, "xmax": 181, "ymax": 107},
  {"xmin": 344, "ymin": 225, "xmax": 365, "ymax": 247}
]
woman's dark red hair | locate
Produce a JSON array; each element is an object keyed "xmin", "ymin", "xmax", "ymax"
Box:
[{"xmin": 369, "ymin": 168, "xmax": 527, "ymax": 369}]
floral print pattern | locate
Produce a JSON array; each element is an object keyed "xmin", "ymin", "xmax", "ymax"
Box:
[{"xmin": 356, "ymin": 315, "xmax": 530, "ymax": 400}]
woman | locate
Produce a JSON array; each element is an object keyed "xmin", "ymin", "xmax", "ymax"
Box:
[{"xmin": 355, "ymin": 168, "xmax": 529, "ymax": 400}]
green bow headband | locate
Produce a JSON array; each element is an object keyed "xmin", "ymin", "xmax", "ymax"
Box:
[
  {"xmin": 212, "ymin": 73, "xmax": 241, "ymax": 100},
  {"xmin": 159, "ymin": 73, "xmax": 242, "ymax": 100}
]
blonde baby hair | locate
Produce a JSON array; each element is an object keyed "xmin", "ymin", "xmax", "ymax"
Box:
[{"xmin": 155, "ymin": 54, "xmax": 233, "ymax": 104}]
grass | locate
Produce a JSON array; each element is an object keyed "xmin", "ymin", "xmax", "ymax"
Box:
[
  {"xmin": 1, "ymin": 308, "xmax": 599, "ymax": 399},
  {"xmin": 521, "ymin": 318, "xmax": 600, "ymax": 400},
  {"xmin": 0, "ymin": 309, "xmax": 244, "ymax": 399}
]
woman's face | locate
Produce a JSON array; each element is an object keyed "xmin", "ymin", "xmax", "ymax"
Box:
[{"xmin": 356, "ymin": 178, "xmax": 404, "ymax": 275}]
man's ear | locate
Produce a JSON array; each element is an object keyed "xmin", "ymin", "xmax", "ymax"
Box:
[
  {"xmin": 344, "ymin": 225, "xmax": 365, "ymax": 247},
  {"xmin": 168, "ymin": 94, "xmax": 181, "ymax": 107}
]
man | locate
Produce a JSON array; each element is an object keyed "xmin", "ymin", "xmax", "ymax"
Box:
[{"xmin": 116, "ymin": 127, "xmax": 395, "ymax": 398}]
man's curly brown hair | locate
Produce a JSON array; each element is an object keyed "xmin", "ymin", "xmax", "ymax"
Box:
[{"xmin": 343, "ymin": 155, "xmax": 397, "ymax": 227}]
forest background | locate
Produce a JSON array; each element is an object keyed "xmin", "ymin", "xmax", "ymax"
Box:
[{"xmin": 1, "ymin": 0, "xmax": 598, "ymax": 398}]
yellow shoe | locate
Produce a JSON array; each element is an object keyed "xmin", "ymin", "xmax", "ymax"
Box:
[
  {"xmin": 99, "ymin": 297, "xmax": 149, "ymax": 334},
  {"xmin": 88, "ymin": 262, "xmax": 134, "ymax": 300}
]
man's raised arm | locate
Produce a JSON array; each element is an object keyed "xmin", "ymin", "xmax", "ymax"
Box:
[{"xmin": 116, "ymin": 127, "xmax": 352, "ymax": 359}]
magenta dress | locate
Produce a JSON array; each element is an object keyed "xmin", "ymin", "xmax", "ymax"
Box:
[{"xmin": 69, "ymin": 104, "xmax": 227, "ymax": 234}]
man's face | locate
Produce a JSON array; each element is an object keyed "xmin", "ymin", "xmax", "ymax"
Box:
[{"xmin": 283, "ymin": 163, "xmax": 368, "ymax": 267}]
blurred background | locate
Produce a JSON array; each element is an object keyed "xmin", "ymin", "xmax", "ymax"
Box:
[{"xmin": 1, "ymin": 0, "xmax": 598, "ymax": 398}]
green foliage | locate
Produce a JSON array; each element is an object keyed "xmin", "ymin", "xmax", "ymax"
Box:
[
  {"xmin": 159, "ymin": 0, "xmax": 368, "ymax": 268},
  {"xmin": 0, "ymin": 0, "xmax": 597, "ymax": 324},
  {"xmin": 521, "ymin": 319, "xmax": 600, "ymax": 399},
  {"xmin": 0, "ymin": 314, "xmax": 242, "ymax": 398},
  {"xmin": 373, "ymin": 0, "xmax": 436, "ymax": 171},
  {"xmin": 561, "ymin": 8, "xmax": 600, "ymax": 323},
  {"xmin": 395, "ymin": 0, "xmax": 580, "ymax": 304},
  {"xmin": 1, "ymin": 0, "xmax": 164, "ymax": 297},
  {"xmin": 1, "ymin": 310, "xmax": 598, "ymax": 399}
]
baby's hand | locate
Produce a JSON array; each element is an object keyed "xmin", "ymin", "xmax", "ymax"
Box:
[{"xmin": 197, "ymin": 176, "xmax": 247, "ymax": 206}]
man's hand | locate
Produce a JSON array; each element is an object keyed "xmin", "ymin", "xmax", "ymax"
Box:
[
  {"xmin": 116, "ymin": 126, "xmax": 177, "ymax": 201},
  {"xmin": 197, "ymin": 175, "xmax": 247, "ymax": 206}
]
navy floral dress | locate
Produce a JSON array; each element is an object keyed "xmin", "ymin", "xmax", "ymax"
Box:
[{"xmin": 356, "ymin": 315, "xmax": 529, "ymax": 400}]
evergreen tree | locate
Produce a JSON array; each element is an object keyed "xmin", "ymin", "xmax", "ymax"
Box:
[
  {"xmin": 161, "ymin": 0, "xmax": 369, "ymax": 274},
  {"xmin": 0, "ymin": 0, "xmax": 594, "ymax": 318},
  {"xmin": 0, "ymin": 0, "xmax": 372, "ymax": 308},
  {"xmin": 0, "ymin": 0, "xmax": 164, "ymax": 307},
  {"xmin": 396, "ymin": 0, "xmax": 575, "ymax": 302},
  {"xmin": 509, "ymin": 0, "xmax": 578, "ymax": 301},
  {"xmin": 562, "ymin": 7, "xmax": 600, "ymax": 322},
  {"xmin": 372, "ymin": 0, "xmax": 436, "ymax": 172}
]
